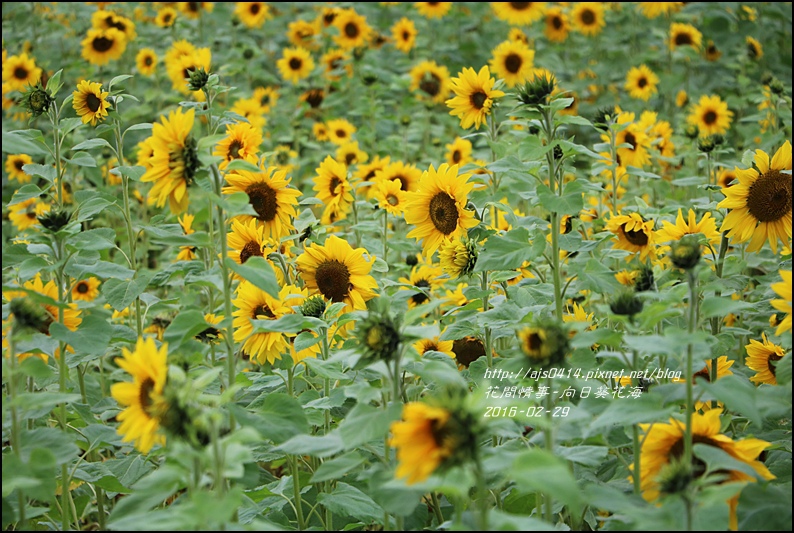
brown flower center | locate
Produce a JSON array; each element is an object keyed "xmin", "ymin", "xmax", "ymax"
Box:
[
  {"xmin": 92, "ymin": 36, "xmax": 115, "ymax": 52},
  {"xmin": 623, "ymin": 225, "xmax": 649, "ymax": 246},
  {"xmin": 227, "ymin": 140, "xmax": 243, "ymax": 160},
  {"xmin": 144, "ymin": 55, "xmax": 153, "ymax": 66},
  {"xmin": 420, "ymin": 73, "xmax": 441, "ymax": 97},
  {"xmin": 746, "ymin": 170, "xmax": 792, "ymax": 223},
  {"xmin": 250, "ymin": 3, "xmax": 260, "ymax": 15},
  {"xmin": 86, "ymin": 92, "xmax": 102, "ymax": 113},
  {"xmin": 14, "ymin": 160, "xmax": 24, "ymax": 171},
  {"xmin": 253, "ymin": 303, "xmax": 275, "ymax": 319},
  {"xmin": 470, "ymin": 91, "xmax": 488, "ymax": 110},
  {"xmin": 387, "ymin": 194, "xmax": 399, "ymax": 206},
  {"xmin": 289, "ymin": 57, "xmax": 302, "ymax": 71},
  {"xmin": 14, "ymin": 66, "xmax": 29, "ymax": 80},
  {"xmin": 429, "ymin": 192, "xmax": 459, "ymax": 235},
  {"xmin": 452, "ymin": 150, "xmax": 461, "ymax": 163},
  {"xmin": 510, "ymin": 2, "xmax": 530, "ymax": 10},
  {"xmin": 768, "ymin": 353, "xmax": 782, "ymax": 377},
  {"xmin": 674, "ymin": 32, "xmax": 692, "ymax": 46},
  {"xmin": 637, "ymin": 76, "xmax": 648, "ymax": 89},
  {"xmin": 411, "ymin": 279, "xmax": 431, "ymax": 305},
  {"xmin": 703, "ymin": 110, "xmax": 717, "ymax": 125},
  {"xmin": 139, "ymin": 377, "xmax": 156, "ymax": 413},
  {"xmin": 305, "ymin": 89, "xmax": 324, "ymax": 108},
  {"xmin": 314, "ymin": 259, "xmax": 351, "ymax": 302},
  {"xmin": 580, "ymin": 8, "xmax": 595, "ymax": 25},
  {"xmin": 452, "ymin": 336, "xmax": 485, "ymax": 368},
  {"xmin": 246, "ymin": 182, "xmax": 278, "ymax": 222},
  {"xmin": 344, "ymin": 22, "xmax": 359, "ymax": 38},
  {"xmin": 329, "ymin": 176, "xmax": 343, "ymax": 196},
  {"xmin": 551, "ymin": 15, "xmax": 563, "ymax": 30},
  {"xmin": 504, "ymin": 53, "xmax": 522, "ymax": 74},
  {"xmin": 239, "ymin": 240, "xmax": 263, "ymax": 264},
  {"xmin": 76, "ymin": 282, "xmax": 89, "ymax": 294},
  {"xmin": 402, "ymin": 31, "xmax": 410, "ymax": 41}
]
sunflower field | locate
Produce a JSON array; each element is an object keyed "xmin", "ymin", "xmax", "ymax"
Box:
[{"xmin": 2, "ymin": 2, "xmax": 792, "ymax": 531}]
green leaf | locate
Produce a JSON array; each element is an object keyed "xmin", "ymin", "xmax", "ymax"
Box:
[
  {"xmin": 236, "ymin": 393, "xmax": 309, "ymax": 444},
  {"xmin": 555, "ymin": 445, "xmax": 609, "ymax": 467},
  {"xmin": 693, "ymin": 444, "xmax": 765, "ymax": 480},
  {"xmin": 737, "ymin": 483, "xmax": 793, "ymax": 531},
  {"xmin": 163, "ymin": 310, "xmax": 215, "ymax": 348},
  {"xmin": 66, "ymin": 228, "xmax": 117, "ymax": 251},
  {"xmin": 276, "ymin": 433, "xmax": 345, "ymax": 458},
  {"xmin": 124, "ymin": 123, "xmax": 153, "ymax": 133},
  {"xmin": 518, "ymin": 136, "xmax": 554, "ymax": 161},
  {"xmin": 512, "ymin": 449, "xmax": 583, "ymax": 514},
  {"xmin": 20, "ymin": 428, "xmax": 79, "ymax": 466},
  {"xmin": 224, "ymin": 159, "xmax": 262, "ymax": 172},
  {"xmin": 338, "ymin": 402, "xmax": 402, "ymax": 449},
  {"xmin": 226, "ymin": 256, "xmax": 280, "ymax": 298},
  {"xmin": 144, "ymin": 224, "xmax": 211, "ymax": 247},
  {"xmin": 536, "ymin": 181, "xmax": 584, "ymax": 216},
  {"xmin": 9, "ymin": 183, "xmax": 50, "ymax": 206},
  {"xmin": 75, "ymin": 193, "xmax": 119, "ymax": 222},
  {"xmin": 71, "ymin": 138, "xmax": 113, "ymax": 151},
  {"xmin": 587, "ymin": 394, "xmax": 674, "ymax": 433},
  {"xmin": 108, "ymin": 465, "xmax": 184, "ymax": 523},
  {"xmin": 311, "ymin": 452, "xmax": 366, "ymax": 483},
  {"xmin": 111, "ymin": 165, "xmax": 147, "ymax": 181},
  {"xmin": 66, "ymin": 151, "xmax": 97, "ymax": 167},
  {"xmin": 46, "ymin": 68, "xmax": 63, "ymax": 95},
  {"xmin": 21, "ymin": 163, "xmax": 56, "ymax": 182},
  {"xmin": 2, "ymin": 131, "xmax": 50, "ymax": 155},
  {"xmin": 102, "ymin": 275, "xmax": 152, "ymax": 311},
  {"xmin": 65, "ymin": 256, "xmax": 135, "ymax": 280},
  {"xmin": 700, "ymin": 297, "xmax": 757, "ymax": 318},
  {"xmin": 476, "ymin": 227, "xmax": 542, "ymax": 272},
  {"xmin": 49, "ymin": 314, "xmax": 112, "ymax": 356},
  {"xmin": 317, "ymin": 482, "xmax": 384, "ymax": 522}
]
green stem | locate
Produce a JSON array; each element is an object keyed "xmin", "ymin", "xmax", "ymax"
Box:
[
  {"xmin": 50, "ymin": 104, "xmax": 63, "ymax": 209},
  {"xmin": 430, "ymin": 492, "xmax": 445, "ymax": 526},
  {"xmin": 709, "ymin": 232, "xmax": 730, "ymax": 336},
  {"xmin": 481, "ymin": 270, "xmax": 493, "ymax": 367},
  {"xmin": 542, "ymin": 109, "xmax": 564, "ymax": 320},
  {"xmin": 544, "ymin": 376, "xmax": 554, "ymax": 522},
  {"xmin": 291, "ymin": 455, "xmax": 306, "ymax": 530},
  {"xmin": 476, "ymin": 460, "xmax": 489, "ymax": 530},
  {"xmin": 684, "ymin": 270, "xmax": 698, "ymax": 481},
  {"xmin": 382, "ymin": 209, "xmax": 388, "ymax": 264},
  {"xmin": 7, "ymin": 327, "xmax": 27, "ymax": 530}
]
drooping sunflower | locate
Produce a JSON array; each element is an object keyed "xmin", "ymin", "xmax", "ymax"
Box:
[
  {"xmin": 625, "ymin": 64, "xmax": 659, "ymax": 102},
  {"xmin": 81, "ymin": 27, "xmax": 127, "ymax": 66},
  {"xmin": 409, "ymin": 60, "xmax": 452, "ymax": 105},
  {"xmin": 391, "ymin": 17, "xmax": 417, "ymax": 53},
  {"xmin": 5, "ymin": 154, "xmax": 33, "ymax": 183},
  {"xmin": 287, "ymin": 18, "xmax": 321, "ymax": 50},
  {"xmin": 374, "ymin": 160, "xmax": 422, "ymax": 194},
  {"xmin": 439, "ymin": 238, "xmax": 477, "ymax": 279},
  {"xmin": 111, "ymin": 337, "xmax": 168, "ymax": 454},
  {"xmin": 336, "ymin": 141, "xmax": 368, "ymax": 167},
  {"xmin": 415, "ymin": 2, "xmax": 452, "ymax": 19},
  {"xmin": 445, "ymin": 137, "xmax": 473, "ymax": 168},
  {"xmin": 635, "ymin": 409, "xmax": 774, "ymax": 531},
  {"xmin": 717, "ymin": 141, "xmax": 791, "ymax": 254},
  {"xmin": 746, "ymin": 333, "xmax": 787, "ymax": 385},
  {"xmin": 71, "ymin": 277, "xmax": 101, "ymax": 302},
  {"xmin": 213, "ymin": 122, "xmax": 262, "ymax": 170},
  {"xmin": 446, "ymin": 65, "xmax": 505, "ymax": 130},
  {"xmin": 606, "ymin": 212, "xmax": 657, "ymax": 262},
  {"xmin": 570, "ymin": 3, "xmax": 606, "ymax": 36},
  {"xmin": 296, "ymin": 235, "xmax": 378, "ymax": 312},
  {"xmin": 8, "ymin": 198, "xmax": 50, "ymax": 232},
  {"xmin": 320, "ymin": 48, "xmax": 352, "ymax": 81},
  {"xmin": 746, "ymin": 36, "xmax": 763, "ymax": 60},
  {"xmin": 91, "ymin": 9, "xmax": 137, "ymax": 42},
  {"xmin": 233, "ymin": 282, "xmax": 302, "ymax": 365},
  {"xmin": 414, "ymin": 337, "xmax": 455, "ymax": 359},
  {"xmin": 543, "ymin": 6, "xmax": 569, "ymax": 42},
  {"xmin": 489, "ymin": 39, "xmax": 535, "ymax": 88},
  {"xmin": 325, "ymin": 118, "xmax": 357, "ymax": 145},
  {"xmin": 405, "ymin": 163, "xmax": 479, "ymax": 256},
  {"xmin": 399, "ymin": 264, "xmax": 445, "ymax": 309},
  {"xmin": 669, "ymin": 22, "xmax": 702, "ymax": 50},
  {"xmin": 655, "ymin": 208, "xmax": 721, "ymax": 245},
  {"xmin": 230, "ymin": 97, "xmax": 267, "ymax": 130},
  {"xmin": 155, "ymin": 7, "xmax": 178, "ymax": 27},
  {"xmin": 140, "ymin": 107, "xmax": 199, "ymax": 214},
  {"xmin": 771, "ymin": 270, "xmax": 792, "ymax": 336},
  {"xmin": 277, "ymin": 47, "xmax": 315, "ymax": 84},
  {"xmin": 491, "ymin": 2, "xmax": 546, "ymax": 25},
  {"xmin": 222, "ymin": 164, "xmax": 302, "ymax": 240},
  {"xmin": 313, "ymin": 155, "xmax": 354, "ymax": 211},
  {"xmin": 687, "ymin": 94, "xmax": 733, "ymax": 137},
  {"xmin": 333, "ymin": 9, "xmax": 372, "ymax": 50},
  {"xmin": 375, "ymin": 178, "xmax": 408, "ymax": 216},
  {"xmin": 135, "ymin": 48, "xmax": 158, "ymax": 76},
  {"xmin": 72, "ymin": 80, "xmax": 112, "ymax": 126},
  {"xmin": 2, "ymin": 53, "xmax": 42, "ymax": 92},
  {"xmin": 452, "ymin": 335, "xmax": 485, "ymax": 368},
  {"xmin": 389, "ymin": 402, "xmax": 454, "ymax": 484},
  {"xmin": 234, "ymin": 2, "xmax": 271, "ymax": 28}
]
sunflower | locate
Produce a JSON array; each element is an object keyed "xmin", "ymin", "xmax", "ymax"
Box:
[
  {"xmin": 316, "ymin": 6, "xmax": 341, "ymax": 28},
  {"xmin": 266, "ymin": 145, "xmax": 299, "ymax": 174},
  {"xmin": 405, "ymin": 164, "xmax": 479, "ymax": 256},
  {"xmin": 489, "ymin": 39, "xmax": 535, "ymax": 88},
  {"xmin": 230, "ymin": 97, "xmax": 267, "ymax": 130},
  {"xmin": 625, "ymin": 64, "xmax": 659, "ymax": 102},
  {"xmin": 655, "ymin": 209, "xmax": 721, "ymax": 245},
  {"xmin": 399, "ymin": 264, "xmax": 445, "ymax": 308},
  {"xmin": 226, "ymin": 217, "xmax": 277, "ymax": 268},
  {"xmin": 715, "ymin": 168, "xmax": 737, "ymax": 189},
  {"xmin": 409, "ymin": 60, "xmax": 452, "ymax": 105},
  {"xmin": 606, "ymin": 212, "xmax": 656, "ymax": 262},
  {"xmin": 771, "ymin": 270, "xmax": 792, "ymax": 336},
  {"xmin": 336, "ymin": 141, "xmax": 368, "ymax": 167},
  {"xmin": 287, "ymin": 18, "xmax": 321, "ymax": 50},
  {"xmin": 333, "ymin": 9, "xmax": 372, "ymax": 50},
  {"xmin": 746, "ymin": 36, "xmax": 763, "ymax": 60},
  {"xmin": 253, "ymin": 86, "xmax": 279, "ymax": 114},
  {"xmin": 2, "ymin": 53, "xmax": 42, "ymax": 92},
  {"xmin": 325, "ymin": 118, "xmax": 357, "ymax": 145},
  {"xmin": 135, "ymin": 48, "xmax": 158, "ymax": 76},
  {"xmin": 234, "ymin": 2, "xmax": 271, "ymax": 28},
  {"xmin": 391, "ymin": 17, "xmax": 417, "ymax": 53},
  {"xmin": 389, "ymin": 402, "xmax": 454, "ymax": 484},
  {"xmin": 277, "ymin": 47, "xmax": 315, "ymax": 84},
  {"xmin": 571, "ymin": 3, "xmax": 606, "ymax": 36},
  {"xmin": 374, "ymin": 179, "xmax": 407, "ymax": 216},
  {"xmin": 356, "ymin": 155, "xmax": 391, "ymax": 197},
  {"xmin": 71, "ymin": 277, "xmax": 101, "ymax": 302},
  {"xmin": 687, "ymin": 95, "xmax": 733, "ymax": 137},
  {"xmin": 8, "ymin": 273, "xmax": 82, "ymax": 334},
  {"xmin": 91, "ymin": 9, "xmax": 137, "ymax": 42},
  {"xmin": 313, "ymin": 155, "xmax": 354, "ymax": 210},
  {"xmin": 176, "ymin": 213, "xmax": 197, "ymax": 262},
  {"xmin": 233, "ymin": 282, "xmax": 303, "ymax": 365},
  {"xmin": 81, "ymin": 27, "xmax": 127, "ymax": 66},
  {"xmin": 375, "ymin": 160, "xmax": 422, "ymax": 194},
  {"xmin": 439, "ymin": 238, "xmax": 477, "ymax": 279},
  {"xmin": 676, "ymin": 90, "xmax": 689, "ymax": 108},
  {"xmin": 543, "ymin": 6, "xmax": 569, "ymax": 42},
  {"xmin": 446, "ymin": 65, "xmax": 505, "ymax": 130},
  {"xmin": 635, "ymin": 409, "xmax": 774, "ymax": 531},
  {"xmin": 140, "ymin": 107, "xmax": 198, "ymax": 214},
  {"xmin": 111, "ymin": 337, "xmax": 168, "ymax": 454},
  {"xmin": 669, "ymin": 22, "xmax": 702, "ymax": 50},
  {"xmin": 608, "ymin": 111, "xmax": 651, "ymax": 169},
  {"xmin": 452, "ymin": 336, "xmax": 485, "ymax": 368},
  {"xmin": 491, "ymin": 2, "xmax": 546, "ymax": 25},
  {"xmin": 8, "ymin": 198, "xmax": 50, "ymax": 231},
  {"xmin": 5, "ymin": 154, "xmax": 33, "ymax": 183},
  {"xmin": 296, "ymin": 235, "xmax": 378, "ymax": 313},
  {"xmin": 320, "ymin": 48, "xmax": 352, "ymax": 81},
  {"xmin": 414, "ymin": 337, "xmax": 455, "ymax": 359},
  {"xmin": 445, "ymin": 137, "xmax": 473, "ymax": 168},
  {"xmin": 155, "ymin": 7, "xmax": 177, "ymax": 27},
  {"xmin": 178, "ymin": 2, "xmax": 214, "ymax": 19},
  {"xmin": 213, "ymin": 122, "xmax": 262, "ymax": 170},
  {"xmin": 415, "ymin": 2, "xmax": 452, "ymax": 19},
  {"xmin": 72, "ymin": 80, "xmax": 112, "ymax": 126},
  {"xmin": 746, "ymin": 333, "xmax": 787, "ymax": 385},
  {"xmin": 717, "ymin": 141, "xmax": 791, "ymax": 254},
  {"xmin": 508, "ymin": 27, "xmax": 529, "ymax": 44},
  {"xmin": 704, "ymin": 40, "xmax": 722, "ymax": 61},
  {"xmin": 222, "ymin": 164, "xmax": 301, "ymax": 240}
]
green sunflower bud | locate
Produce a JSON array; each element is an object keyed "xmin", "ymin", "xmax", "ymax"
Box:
[
  {"xmin": 517, "ymin": 319, "xmax": 570, "ymax": 369},
  {"xmin": 610, "ymin": 289, "xmax": 644, "ymax": 317},
  {"xmin": 670, "ymin": 235, "xmax": 702, "ymax": 271},
  {"xmin": 38, "ymin": 208, "xmax": 71, "ymax": 233},
  {"xmin": 592, "ymin": 106, "xmax": 617, "ymax": 131},
  {"xmin": 658, "ymin": 457, "xmax": 695, "ymax": 496},
  {"xmin": 517, "ymin": 73, "xmax": 556, "ymax": 108},
  {"xmin": 9, "ymin": 297, "xmax": 52, "ymax": 334},
  {"xmin": 356, "ymin": 308, "xmax": 401, "ymax": 363},
  {"xmin": 300, "ymin": 295, "xmax": 327, "ymax": 318},
  {"xmin": 684, "ymin": 124, "xmax": 699, "ymax": 140},
  {"xmin": 634, "ymin": 264, "xmax": 655, "ymax": 292},
  {"xmin": 21, "ymin": 81, "xmax": 55, "ymax": 118},
  {"xmin": 186, "ymin": 67, "xmax": 210, "ymax": 92}
]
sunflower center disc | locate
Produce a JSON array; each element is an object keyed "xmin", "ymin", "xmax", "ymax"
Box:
[
  {"xmin": 14, "ymin": 67, "xmax": 29, "ymax": 80},
  {"xmin": 228, "ymin": 140, "xmax": 243, "ymax": 160},
  {"xmin": 420, "ymin": 74, "xmax": 440, "ymax": 97},
  {"xmin": 139, "ymin": 378, "xmax": 156, "ymax": 412},
  {"xmin": 452, "ymin": 337, "xmax": 485, "ymax": 368},
  {"xmin": 552, "ymin": 16, "xmax": 563, "ymax": 29},
  {"xmin": 344, "ymin": 22, "xmax": 359, "ymax": 38},
  {"xmin": 746, "ymin": 170, "xmax": 792, "ymax": 222},
  {"xmin": 527, "ymin": 332, "xmax": 543, "ymax": 353},
  {"xmin": 510, "ymin": 2, "xmax": 530, "ymax": 9},
  {"xmin": 703, "ymin": 110, "xmax": 717, "ymax": 125},
  {"xmin": 623, "ymin": 226, "xmax": 649, "ymax": 246},
  {"xmin": 15, "ymin": 160, "xmax": 24, "ymax": 171},
  {"xmin": 452, "ymin": 150, "xmax": 461, "ymax": 163},
  {"xmin": 638, "ymin": 77, "xmax": 648, "ymax": 88},
  {"xmin": 239, "ymin": 240, "xmax": 263, "ymax": 264},
  {"xmin": 85, "ymin": 92, "xmax": 102, "ymax": 112},
  {"xmin": 250, "ymin": 4, "xmax": 260, "ymax": 14},
  {"xmin": 624, "ymin": 132, "xmax": 637, "ymax": 150},
  {"xmin": 289, "ymin": 57, "xmax": 303, "ymax": 70},
  {"xmin": 392, "ymin": 175, "xmax": 409, "ymax": 191},
  {"xmin": 144, "ymin": 56, "xmax": 153, "ymax": 66},
  {"xmin": 470, "ymin": 91, "xmax": 488, "ymax": 110},
  {"xmin": 253, "ymin": 304, "xmax": 275, "ymax": 319},
  {"xmin": 580, "ymin": 9, "xmax": 595, "ymax": 25},
  {"xmin": 315, "ymin": 259, "xmax": 351, "ymax": 302},
  {"xmin": 429, "ymin": 192, "xmax": 459, "ymax": 235},
  {"xmin": 329, "ymin": 176, "xmax": 343, "ymax": 196},
  {"xmin": 505, "ymin": 53, "xmax": 522, "ymax": 74},
  {"xmin": 411, "ymin": 279, "xmax": 431, "ymax": 305},
  {"xmin": 768, "ymin": 353, "xmax": 782, "ymax": 376},
  {"xmin": 675, "ymin": 33, "xmax": 692, "ymax": 46},
  {"xmin": 387, "ymin": 194, "xmax": 399, "ymax": 206},
  {"xmin": 345, "ymin": 152, "xmax": 356, "ymax": 165},
  {"xmin": 92, "ymin": 36, "xmax": 114, "ymax": 52},
  {"xmin": 246, "ymin": 183, "xmax": 278, "ymax": 222},
  {"xmin": 77, "ymin": 282, "xmax": 89, "ymax": 294}
]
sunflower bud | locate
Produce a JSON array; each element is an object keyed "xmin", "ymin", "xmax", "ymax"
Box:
[
  {"xmin": 21, "ymin": 81, "xmax": 55, "ymax": 118},
  {"xmin": 9, "ymin": 297, "xmax": 52, "ymax": 334},
  {"xmin": 405, "ymin": 254, "xmax": 419, "ymax": 267},
  {"xmin": 181, "ymin": 136, "xmax": 200, "ymax": 185},
  {"xmin": 684, "ymin": 124, "xmax": 699, "ymax": 140},
  {"xmin": 38, "ymin": 208, "xmax": 71, "ymax": 233},
  {"xmin": 769, "ymin": 78, "xmax": 785, "ymax": 96},
  {"xmin": 243, "ymin": 49, "xmax": 254, "ymax": 60},
  {"xmin": 658, "ymin": 457, "xmax": 695, "ymax": 496},
  {"xmin": 186, "ymin": 67, "xmax": 210, "ymax": 92},
  {"xmin": 610, "ymin": 289, "xmax": 643, "ymax": 317},
  {"xmin": 363, "ymin": 74, "xmax": 378, "ymax": 86},
  {"xmin": 517, "ymin": 319, "xmax": 569, "ymax": 369},
  {"xmin": 697, "ymin": 136, "xmax": 716, "ymax": 153},
  {"xmin": 356, "ymin": 309, "xmax": 401, "ymax": 363},
  {"xmin": 592, "ymin": 106, "xmax": 617, "ymax": 131},
  {"xmin": 634, "ymin": 264, "xmax": 655, "ymax": 292},
  {"xmin": 300, "ymin": 295, "xmax": 327, "ymax": 318},
  {"xmin": 553, "ymin": 145, "xmax": 564, "ymax": 160},
  {"xmin": 439, "ymin": 238, "xmax": 478, "ymax": 279},
  {"xmin": 669, "ymin": 235, "xmax": 701, "ymax": 271},
  {"xmin": 517, "ymin": 73, "xmax": 556, "ymax": 108}
]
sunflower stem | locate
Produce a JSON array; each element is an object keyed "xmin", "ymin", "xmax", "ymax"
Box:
[
  {"xmin": 7, "ymin": 326, "xmax": 27, "ymax": 530},
  {"xmin": 544, "ymin": 375, "xmax": 554, "ymax": 523},
  {"xmin": 683, "ymin": 270, "xmax": 698, "ymax": 494},
  {"xmin": 481, "ymin": 270, "xmax": 493, "ymax": 368},
  {"xmin": 541, "ymin": 108, "xmax": 564, "ymax": 321},
  {"xmin": 290, "ymin": 454, "xmax": 306, "ymax": 530},
  {"xmin": 430, "ymin": 492, "xmax": 445, "ymax": 526},
  {"xmin": 382, "ymin": 208, "xmax": 389, "ymax": 264},
  {"xmin": 476, "ymin": 459, "xmax": 489, "ymax": 531}
]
